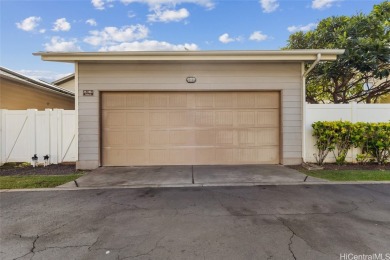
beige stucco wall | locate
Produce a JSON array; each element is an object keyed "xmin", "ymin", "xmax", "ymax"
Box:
[
  {"xmin": 57, "ymin": 78, "xmax": 75, "ymax": 93},
  {"xmin": 77, "ymin": 61, "xmax": 303, "ymax": 169},
  {"xmin": 0, "ymin": 78, "xmax": 75, "ymax": 110}
]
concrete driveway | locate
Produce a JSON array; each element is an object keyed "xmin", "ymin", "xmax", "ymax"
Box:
[
  {"xmin": 61, "ymin": 165, "xmax": 325, "ymax": 188},
  {"xmin": 1, "ymin": 184, "xmax": 389, "ymax": 260}
]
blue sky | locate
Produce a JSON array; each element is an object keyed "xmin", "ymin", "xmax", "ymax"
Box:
[{"xmin": 0, "ymin": 0, "xmax": 383, "ymax": 82}]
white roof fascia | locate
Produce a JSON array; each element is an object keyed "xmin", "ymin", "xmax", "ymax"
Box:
[{"xmin": 34, "ymin": 50, "xmax": 345, "ymax": 62}]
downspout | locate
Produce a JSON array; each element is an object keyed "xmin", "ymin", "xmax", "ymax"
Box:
[
  {"xmin": 302, "ymin": 53, "xmax": 321, "ymax": 163},
  {"xmin": 303, "ymin": 53, "xmax": 321, "ymax": 78}
]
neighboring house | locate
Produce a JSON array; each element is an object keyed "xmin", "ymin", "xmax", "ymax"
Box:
[
  {"xmin": 380, "ymin": 94, "xmax": 390, "ymax": 103},
  {"xmin": 0, "ymin": 67, "xmax": 75, "ymax": 110},
  {"xmin": 52, "ymin": 73, "xmax": 75, "ymax": 93},
  {"xmin": 35, "ymin": 50, "xmax": 343, "ymax": 169}
]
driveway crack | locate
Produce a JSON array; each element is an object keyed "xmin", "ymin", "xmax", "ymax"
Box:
[
  {"xmin": 279, "ymin": 220, "xmax": 297, "ymax": 260},
  {"xmin": 120, "ymin": 235, "xmax": 166, "ymax": 259}
]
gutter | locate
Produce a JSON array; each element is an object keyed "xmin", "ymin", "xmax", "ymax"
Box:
[
  {"xmin": 301, "ymin": 53, "xmax": 322, "ymax": 164},
  {"xmin": 303, "ymin": 53, "xmax": 321, "ymax": 77}
]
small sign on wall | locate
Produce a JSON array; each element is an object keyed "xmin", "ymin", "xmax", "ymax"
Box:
[{"xmin": 83, "ymin": 90, "xmax": 94, "ymax": 96}]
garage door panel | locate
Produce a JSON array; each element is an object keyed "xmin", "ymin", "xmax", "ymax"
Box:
[
  {"xmin": 103, "ymin": 111, "xmax": 126, "ymax": 128},
  {"xmin": 238, "ymin": 129, "xmax": 256, "ymax": 146},
  {"xmin": 149, "ymin": 94, "xmax": 169, "ymax": 108},
  {"xmin": 102, "ymin": 93, "xmax": 126, "ymax": 109},
  {"xmin": 127, "ymin": 149, "xmax": 147, "ymax": 164},
  {"xmin": 150, "ymin": 149, "xmax": 169, "ymax": 164},
  {"xmin": 126, "ymin": 130, "xmax": 145, "ymax": 146},
  {"xmin": 169, "ymin": 111, "xmax": 193, "ymax": 127},
  {"xmin": 169, "ymin": 93, "xmax": 188, "ymax": 107},
  {"xmin": 170, "ymin": 149, "xmax": 194, "ymax": 164},
  {"xmin": 103, "ymin": 148, "xmax": 127, "ymax": 165},
  {"xmin": 215, "ymin": 111, "xmax": 234, "ymax": 126},
  {"xmin": 195, "ymin": 111, "xmax": 214, "ymax": 126},
  {"xmin": 102, "ymin": 91, "xmax": 280, "ymax": 166},
  {"xmin": 149, "ymin": 130, "xmax": 169, "ymax": 146},
  {"xmin": 216, "ymin": 130, "xmax": 234, "ymax": 145},
  {"xmin": 195, "ymin": 93, "xmax": 214, "ymax": 108},
  {"xmin": 103, "ymin": 130, "xmax": 126, "ymax": 147},
  {"xmin": 237, "ymin": 111, "xmax": 256, "ymax": 126},
  {"xmin": 237, "ymin": 93, "xmax": 256, "ymax": 108},
  {"xmin": 216, "ymin": 148, "xmax": 234, "ymax": 163},
  {"xmin": 195, "ymin": 148, "xmax": 216, "ymax": 164},
  {"xmin": 255, "ymin": 92, "xmax": 279, "ymax": 108},
  {"xmin": 238, "ymin": 148, "xmax": 259, "ymax": 162},
  {"xmin": 150, "ymin": 112, "xmax": 168, "ymax": 126},
  {"xmin": 215, "ymin": 93, "xmax": 234, "ymax": 108},
  {"xmin": 195, "ymin": 130, "xmax": 215, "ymax": 146},
  {"xmin": 256, "ymin": 129, "xmax": 279, "ymax": 146},
  {"xmin": 170, "ymin": 130, "xmax": 193, "ymax": 146},
  {"xmin": 257, "ymin": 148, "xmax": 279, "ymax": 163},
  {"xmin": 256, "ymin": 111, "xmax": 279, "ymax": 127},
  {"xmin": 126, "ymin": 112, "xmax": 146, "ymax": 126},
  {"xmin": 126, "ymin": 93, "xmax": 146, "ymax": 108}
]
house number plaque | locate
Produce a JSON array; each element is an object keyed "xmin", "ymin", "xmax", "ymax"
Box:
[{"xmin": 83, "ymin": 90, "xmax": 94, "ymax": 96}]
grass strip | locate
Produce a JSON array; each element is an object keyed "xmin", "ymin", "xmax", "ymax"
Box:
[
  {"xmin": 0, "ymin": 174, "xmax": 82, "ymax": 189},
  {"xmin": 305, "ymin": 170, "xmax": 390, "ymax": 181}
]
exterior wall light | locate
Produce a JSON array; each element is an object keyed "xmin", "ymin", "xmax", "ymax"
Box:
[{"xmin": 186, "ymin": 76, "xmax": 196, "ymax": 83}]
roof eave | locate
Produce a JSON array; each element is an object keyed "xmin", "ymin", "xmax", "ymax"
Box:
[
  {"xmin": 33, "ymin": 50, "xmax": 344, "ymax": 62},
  {"xmin": 0, "ymin": 72, "xmax": 75, "ymax": 98}
]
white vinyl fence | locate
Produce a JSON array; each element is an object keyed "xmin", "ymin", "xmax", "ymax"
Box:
[
  {"xmin": 1, "ymin": 104, "xmax": 389, "ymax": 166},
  {"xmin": 305, "ymin": 103, "xmax": 390, "ymax": 163},
  {"xmin": 0, "ymin": 109, "xmax": 76, "ymax": 165}
]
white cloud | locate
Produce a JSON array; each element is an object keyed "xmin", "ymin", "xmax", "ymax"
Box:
[
  {"xmin": 312, "ymin": 0, "xmax": 340, "ymax": 9},
  {"xmin": 16, "ymin": 70, "xmax": 72, "ymax": 83},
  {"xmin": 148, "ymin": 8, "xmax": 189, "ymax": 22},
  {"xmin": 260, "ymin": 0, "xmax": 279, "ymax": 13},
  {"xmin": 44, "ymin": 37, "xmax": 82, "ymax": 52},
  {"xmin": 287, "ymin": 23, "xmax": 318, "ymax": 33},
  {"xmin": 99, "ymin": 40, "xmax": 199, "ymax": 51},
  {"xmin": 86, "ymin": 19, "xmax": 97, "ymax": 26},
  {"xmin": 91, "ymin": 0, "xmax": 105, "ymax": 10},
  {"xmin": 249, "ymin": 31, "xmax": 268, "ymax": 42},
  {"xmin": 128, "ymin": 11, "xmax": 137, "ymax": 18},
  {"xmin": 16, "ymin": 16, "xmax": 42, "ymax": 32},
  {"xmin": 120, "ymin": 0, "xmax": 215, "ymax": 10},
  {"xmin": 52, "ymin": 18, "xmax": 71, "ymax": 31},
  {"xmin": 39, "ymin": 29, "xmax": 46, "ymax": 34},
  {"xmin": 84, "ymin": 25, "xmax": 149, "ymax": 46},
  {"xmin": 218, "ymin": 33, "xmax": 235, "ymax": 44}
]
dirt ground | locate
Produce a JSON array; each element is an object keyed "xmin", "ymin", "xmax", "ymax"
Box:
[{"xmin": 0, "ymin": 163, "xmax": 80, "ymax": 176}]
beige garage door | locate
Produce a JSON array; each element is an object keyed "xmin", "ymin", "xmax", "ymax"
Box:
[{"xmin": 102, "ymin": 92, "xmax": 280, "ymax": 166}]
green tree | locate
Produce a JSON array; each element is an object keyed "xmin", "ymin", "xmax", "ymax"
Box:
[{"xmin": 285, "ymin": 1, "xmax": 390, "ymax": 104}]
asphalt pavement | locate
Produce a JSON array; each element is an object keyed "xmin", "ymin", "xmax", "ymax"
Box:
[{"xmin": 1, "ymin": 184, "xmax": 389, "ymax": 260}]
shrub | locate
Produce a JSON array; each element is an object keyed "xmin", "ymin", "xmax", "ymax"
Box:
[
  {"xmin": 332, "ymin": 121, "xmax": 354, "ymax": 165},
  {"xmin": 312, "ymin": 121, "xmax": 336, "ymax": 165},
  {"xmin": 312, "ymin": 121, "xmax": 390, "ymax": 165},
  {"xmin": 352, "ymin": 122, "xmax": 390, "ymax": 165}
]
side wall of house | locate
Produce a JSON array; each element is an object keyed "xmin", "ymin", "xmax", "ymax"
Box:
[
  {"xmin": 57, "ymin": 79, "xmax": 75, "ymax": 93},
  {"xmin": 77, "ymin": 62, "xmax": 303, "ymax": 169},
  {"xmin": 0, "ymin": 78, "xmax": 75, "ymax": 110}
]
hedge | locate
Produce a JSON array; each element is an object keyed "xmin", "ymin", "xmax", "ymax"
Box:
[{"xmin": 312, "ymin": 121, "xmax": 390, "ymax": 165}]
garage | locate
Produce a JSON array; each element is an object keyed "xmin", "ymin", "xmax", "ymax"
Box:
[
  {"xmin": 102, "ymin": 91, "xmax": 280, "ymax": 166},
  {"xmin": 35, "ymin": 50, "xmax": 344, "ymax": 169}
]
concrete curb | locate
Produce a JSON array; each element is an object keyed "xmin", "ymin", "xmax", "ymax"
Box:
[{"xmin": 1, "ymin": 181, "xmax": 390, "ymax": 192}]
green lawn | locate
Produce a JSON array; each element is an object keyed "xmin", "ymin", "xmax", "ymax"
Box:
[
  {"xmin": 305, "ymin": 170, "xmax": 390, "ymax": 181},
  {"xmin": 0, "ymin": 174, "xmax": 83, "ymax": 189}
]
